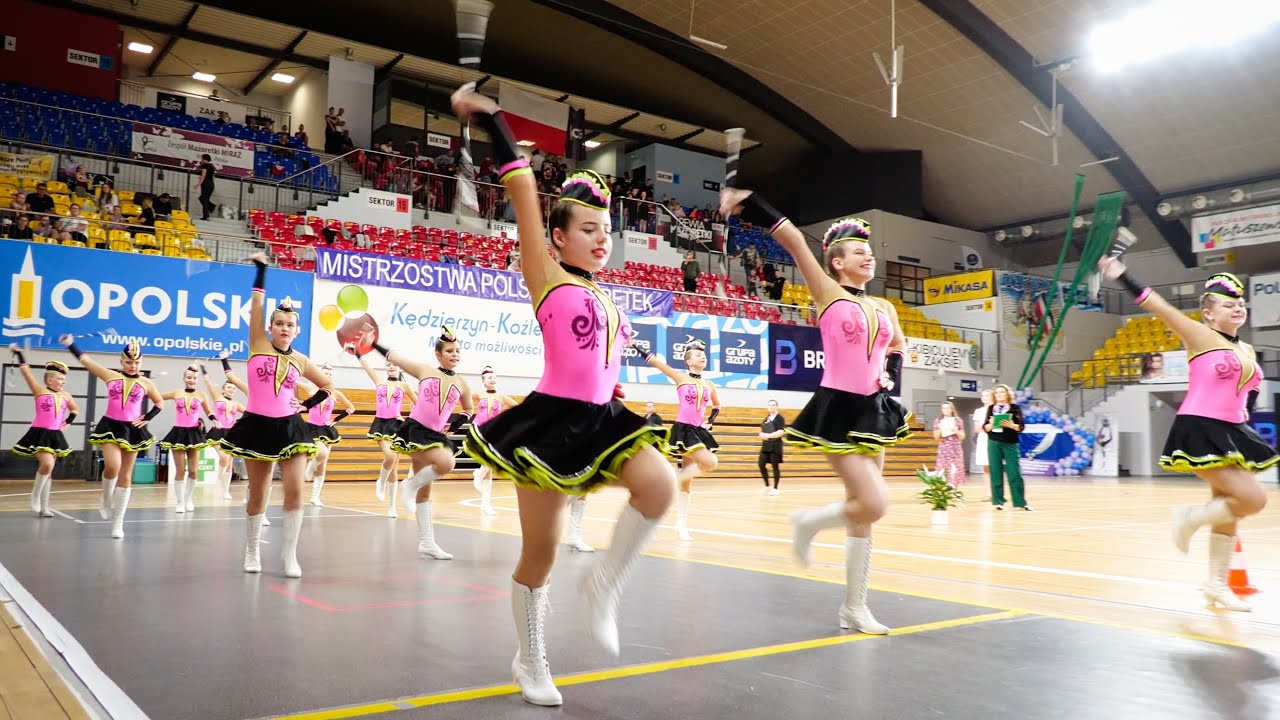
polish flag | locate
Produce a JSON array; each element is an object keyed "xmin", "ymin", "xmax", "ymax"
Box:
[{"xmin": 498, "ymin": 84, "xmax": 569, "ymax": 155}]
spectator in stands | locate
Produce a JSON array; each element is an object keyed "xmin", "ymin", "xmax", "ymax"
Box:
[
  {"xmin": 105, "ymin": 207, "xmax": 128, "ymax": 233},
  {"xmin": 5, "ymin": 192, "xmax": 26, "ymax": 220},
  {"xmin": 531, "ymin": 149, "xmax": 545, "ymax": 172},
  {"xmin": 339, "ymin": 130, "xmax": 354, "ymax": 153},
  {"xmin": 97, "ymin": 181, "xmax": 119, "ymax": 214},
  {"xmin": 739, "ymin": 241, "xmax": 760, "ymax": 277},
  {"xmin": 681, "ymin": 251, "xmax": 700, "ymax": 293},
  {"xmin": 294, "ymin": 124, "xmax": 308, "ymax": 148},
  {"xmin": 644, "ymin": 402, "xmax": 664, "ymax": 427},
  {"xmin": 762, "ymin": 262, "xmax": 785, "ymax": 303},
  {"xmin": 73, "ymin": 165, "xmax": 90, "ymax": 193},
  {"xmin": 26, "ymin": 183, "xmax": 54, "ymax": 216},
  {"xmin": 506, "ymin": 247, "xmax": 522, "ymax": 271},
  {"xmin": 324, "ymin": 107, "xmax": 339, "ymax": 153},
  {"xmin": 31, "ymin": 215, "xmax": 54, "ymax": 238},
  {"xmin": 136, "ymin": 197, "xmax": 156, "ymax": 229},
  {"xmin": 73, "ymin": 186, "xmax": 97, "ymax": 214},
  {"xmin": 55, "ymin": 204, "xmax": 89, "ymax": 244},
  {"xmin": 153, "ymin": 193, "xmax": 174, "ymax": 220},
  {"xmin": 4, "ymin": 215, "xmax": 33, "ymax": 239},
  {"xmin": 196, "ymin": 154, "xmax": 217, "ymax": 220},
  {"xmin": 274, "ymin": 132, "xmax": 294, "ymax": 159}
]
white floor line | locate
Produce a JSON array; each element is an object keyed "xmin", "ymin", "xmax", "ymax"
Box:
[
  {"xmin": 68, "ymin": 512, "xmax": 367, "ymax": 525},
  {"xmin": 0, "ymin": 560, "xmax": 150, "ymax": 719},
  {"xmin": 51, "ymin": 509, "xmax": 85, "ymax": 524}
]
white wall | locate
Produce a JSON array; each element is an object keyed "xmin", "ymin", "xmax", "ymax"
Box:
[
  {"xmin": 801, "ymin": 210, "xmax": 1004, "ymax": 278},
  {"xmin": 1001, "ymin": 309, "xmax": 1124, "ymax": 393},
  {"xmin": 617, "ymin": 230, "xmax": 684, "ymax": 268},
  {"xmin": 581, "ymin": 144, "xmax": 622, "ymax": 179},
  {"xmin": 122, "ymin": 68, "xmax": 287, "ymax": 112},
  {"xmin": 285, "ymin": 68, "xmax": 328, "ymax": 149},
  {"xmin": 308, "ymin": 189, "xmax": 414, "ymax": 230}
]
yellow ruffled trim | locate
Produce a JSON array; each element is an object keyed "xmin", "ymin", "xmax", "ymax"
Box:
[
  {"xmin": 663, "ymin": 441, "xmax": 718, "ymax": 458},
  {"xmin": 159, "ymin": 441, "xmax": 213, "ymax": 450},
  {"xmin": 783, "ymin": 423, "xmax": 912, "ymax": 456},
  {"xmin": 391, "ymin": 439, "xmax": 450, "ymax": 455},
  {"xmin": 1159, "ymin": 450, "xmax": 1280, "ymax": 474},
  {"xmin": 215, "ymin": 438, "xmax": 317, "ymax": 461},
  {"xmin": 11, "ymin": 445, "xmax": 73, "ymax": 458},
  {"xmin": 367, "ymin": 432, "xmax": 399, "ymax": 441},
  {"xmin": 464, "ymin": 423, "xmax": 669, "ymax": 494},
  {"xmin": 313, "ymin": 436, "xmax": 342, "ymax": 446},
  {"xmin": 88, "ymin": 434, "xmax": 156, "ymax": 452}
]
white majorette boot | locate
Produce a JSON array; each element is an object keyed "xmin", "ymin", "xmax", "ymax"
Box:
[
  {"xmin": 221, "ymin": 466, "xmax": 233, "ymax": 500},
  {"xmin": 282, "ymin": 509, "xmax": 304, "ymax": 578},
  {"xmin": 580, "ymin": 505, "xmax": 659, "ymax": 656},
  {"xmin": 1172, "ymin": 498, "xmax": 1233, "ymax": 554},
  {"xmin": 310, "ymin": 475, "xmax": 326, "ymax": 507},
  {"xmin": 674, "ymin": 491, "xmax": 692, "ymax": 542},
  {"xmin": 99, "ymin": 475, "xmax": 117, "ymax": 520},
  {"xmin": 261, "ymin": 484, "xmax": 272, "ymax": 526},
  {"xmin": 30, "ymin": 473, "xmax": 49, "ymax": 516},
  {"xmin": 38, "ymin": 475, "xmax": 53, "ymax": 518},
  {"xmin": 415, "ymin": 501, "xmax": 452, "ymax": 560},
  {"xmin": 789, "ymin": 501, "xmax": 846, "ymax": 566},
  {"xmin": 184, "ymin": 474, "xmax": 196, "ymax": 512},
  {"xmin": 386, "ymin": 471, "xmax": 399, "ymax": 518},
  {"xmin": 244, "ymin": 513, "xmax": 264, "ymax": 573},
  {"xmin": 566, "ymin": 497, "xmax": 595, "ymax": 552},
  {"xmin": 1204, "ymin": 533, "xmax": 1250, "ymax": 611},
  {"xmin": 401, "ymin": 467, "xmax": 438, "ymax": 513},
  {"xmin": 511, "ymin": 581, "xmax": 562, "ymax": 706},
  {"xmin": 174, "ymin": 479, "xmax": 188, "ymax": 514},
  {"xmin": 838, "ymin": 536, "xmax": 889, "ymax": 634},
  {"xmin": 477, "ymin": 469, "xmax": 497, "ymax": 516},
  {"xmin": 109, "ymin": 487, "xmax": 132, "ymax": 539},
  {"xmin": 376, "ymin": 465, "xmax": 389, "ymax": 501}
]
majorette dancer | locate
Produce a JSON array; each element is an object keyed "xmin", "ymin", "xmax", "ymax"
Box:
[
  {"xmin": 471, "ymin": 365, "xmax": 516, "ymax": 517},
  {"xmin": 298, "ymin": 364, "xmax": 355, "ymax": 508},
  {"xmin": 453, "ymin": 85, "xmax": 672, "ymax": 706},
  {"xmin": 159, "ymin": 365, "xmax": 213, "ymax": 514},
  {"xmin": 202, "ymin": 359, "xmax": 246, "ymax": 500},
  {"xmin": 721, "ymin": 189, "xmax": 911, "ymax": 635},
  {"xmin": 354, "ymin": 351, "xmax": 417, "ymax": 517},
  {"xmin": 8, "ymin": 345, "xmax": 78, "ymax": 518},
  {"xmin": 1099, "ymin": 259, "xmax": 1274, "ymax": 611},
  {"xmin": 217, "ymin": 254, "xmax": 337, "ymax": 578}
]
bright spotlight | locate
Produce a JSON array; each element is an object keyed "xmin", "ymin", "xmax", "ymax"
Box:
[{"xmin": 1089, "ymin": 0, "xmax": 1280, "ymax": 71}]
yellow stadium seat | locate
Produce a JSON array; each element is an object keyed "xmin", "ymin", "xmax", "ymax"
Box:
[
  {"xmin": 155, "ymin": 220, "xmax": 175, "ymax": 230},
  {"xmin": 117, "ymin": 190, "xmax": 135, "ymax": 202},
  {"xmin": 46, "ymin": 181, "xmax": 69, "ymax": 194},
  {"xmin": 0, "ymin": 183, "xmax": 16, "ymax": 200},
  {"xmin": 171, "ymin": 209, "xmax": 191, "ymax": 223},
  {"xmin": 133, "ymin": 232, "xmax": 158, "ymax": 249},
  {"xmin": 20, "ymin": 178, "xmax": 38, "ymax": 191}
]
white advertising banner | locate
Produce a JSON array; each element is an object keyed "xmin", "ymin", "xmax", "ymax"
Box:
[
  {"xmin": 1089, "ymin": 414, "xmax": 1119, "ymax": 477},
  {"xmin": 920, "ymin": 295, "xmax": 1001, "ymax": 332},
  {"xmin": 903, "ymin": 337, "xmax": 979, "ymax": 372},
  {"xmin": 1191, "ymin": 203, "xmax": 1280, "ymax": 253},
  {"xmin": 1250, "ymin": 271, "xmax": 1280, "ymax": 328},
  {"xmin": 621, "ymin": 230, "xmax": 682, "ymax": 267},
  {"xmin": 1138, "ymin": 349, "xmax": 1188, "ymax": 384},
  {"xmin": 491, "ymin": 220, "xmax": 519, "ymax": 239}
]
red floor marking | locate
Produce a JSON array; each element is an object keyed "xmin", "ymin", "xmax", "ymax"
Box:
[{"xmin": 265, "ymin": 573, "xmax": 509, "ymax": 612}]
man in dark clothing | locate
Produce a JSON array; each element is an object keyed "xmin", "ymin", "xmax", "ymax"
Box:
[
  {"xmin": 644, "ymin": 402, "xmax": 664, "ymax": 427},
  {"xmin": 759, "ymin": 400, "xmax": 786, "ymax": 494},
  {"xmin": 4, "ymin": 215, "xmax": 34, "ymax": 239},
  {"xmin": 681, "ymin": 251, "xmax": 700, "ymax": 293},
  {"xmin": 153, "ymin": 193, "xmax": 174, "ymax": 219},
  {"xmin": 26, "ymin": 183, "xmax": 54, "ymax": 215}
]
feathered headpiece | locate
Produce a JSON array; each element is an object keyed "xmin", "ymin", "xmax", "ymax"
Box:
[
  {"xmin": 120, "ymin": 340, "xmax": 142, "ymax": 361},
  {"xmin": 559, "ymin": 170, "xmax": 611, "ymax": 211},
  {"xmin": 822, "ymin": 218, "xmax": 871, "ymax": 250},
  {"xmin": 45, "ymin": 360, "xmax": 68, "ymax": 375},
  {"xmin": 1204, "ymin": 273, "xmax": 1244, "ymax": 299},
  {"xmin": 439, "ymin": 325, "xmax": 458, "ymax": 344},
  {"xmin": 684, "ymin": 339, "xmax": 707, "ymax": 353},
  {"xmin": 275, "ymin": 296, "xmax": 298, "ymax": 315}
]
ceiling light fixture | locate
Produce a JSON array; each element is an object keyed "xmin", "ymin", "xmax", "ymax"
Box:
[
  {"xmin": 583, "ymin": 140, "xmax": 602, "ymax": 149},
  {"xmin": 192, "ymin": 72, "xmax": 216, "ymax": 83},
  {"xmin": 686, "ymin": 0, "xmax": 728, "ymax": 51},
  {"xmin": 127, "ymin": 42, "xmax": 153, "ymax": 54},
  {"xmin": 271, "ymin": 72, "xmax": 296, "ymax": 84},
  {"xmin": 1089, "ymin": 1, "xmax": 1280, "ymax": 71},
  {"xmin": 516, "ymin": 140, "xmax": 536, "ymax": 147},
  {"xmin": 994, "ymin": 230, "xmax": 1007, "ymax": 242}
]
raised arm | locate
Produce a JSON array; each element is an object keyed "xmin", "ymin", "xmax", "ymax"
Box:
[
  {"xmin": 9, "ymin": 346, "xmax": 43, "ymax": 396},
  {"xmin": 451, "ymin": 85, "xmax": 556, "ymax": 299},
  {"xmin": 201, "ymin": 364, "xmax": 221, "ymax": 399},
  {"xmin": 720, "ymin": 189, "xmax": 842, "ymax": 306},
  {"xmin": 58, "ymin": 334, "xmax": 115, "ymax": 382},
  {"xmin": 641, "ymin": 353, "xmax": 688, "ymax": 385},
  {"xmin": 357, "ymin": 327, "xmax": 431, "ymax": 379},
  {"xmin": 248, "ymin": 253, "xmax": 271, "ymax": 348},
  {"xmin": 1098, "ymin": 255, "xmax": 1210, "ymax": 344}
]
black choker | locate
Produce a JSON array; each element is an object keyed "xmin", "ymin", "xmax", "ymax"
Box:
[
  {"xmin": 439, "ymin": 367, "xmax": 456, "ymax": 376},
  {"xmin": 1215, "ymin": 329, "xmax": 1240, "ymax": 344},
  {"xmin": 841, "ymin": 285, "xmax": 866, "ymax": 297},
  {"xmin": 485, "ymin": 389, "xmax": 497, "ymax": 394},
  {"xmin": 184, "ymin": 387, "xmax": 196, "ymax": 393},
  {"xmin": 122, "ymin": 371, "xmax": 139, "ymax": 378},
  {"xmin": 560, "ymin": 262, "xmax": 594, "ymax": 281},
  {"xmin": 688, "ymin": 373, "xmax": 702, "ymax": 379},
  {"xmin": 272, "ymin": 343, "xmax": 293, "ymax": 355}
]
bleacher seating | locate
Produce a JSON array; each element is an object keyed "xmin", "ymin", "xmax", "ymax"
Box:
[{"xmin": 1071, "ymin": 312, "xmax": 1192, "ymax": 387}]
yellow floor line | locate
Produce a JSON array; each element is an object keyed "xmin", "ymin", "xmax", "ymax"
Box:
[{"xmin": 272, "ymin": 610, "xmax": 1022, "ymax": 719}]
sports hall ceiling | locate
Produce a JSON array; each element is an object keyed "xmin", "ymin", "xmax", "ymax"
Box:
[{"xmin": 60, "ymin": 0, "xmax": 1280, "ymax": 267}]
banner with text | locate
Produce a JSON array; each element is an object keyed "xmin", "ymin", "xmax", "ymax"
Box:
[
  {"xmin": 1192, "ymin": 203, "xmax": 1280, "ymax": 253},
  {"xmin": 0, "ymin": 240, "xmax": 311, "ymax": 359},
  {"xmin": 657, "ymin": 215, "xmax": 727, "ymax": 252},
  {"xmin": 315, "ymin": 247, "xmax": 673, "ymax": 318},
  {"xmin": 768, "ymin": 323, "xmax": 975, "ymax": 391},
  {"xmin": 1251, "ymin": 271, "xmax": 1280, "ymax": 328},
  {"xmin": 924, "ymin": 269, "xmax": 995, "ymax": 305},
  {"xmin": 619, "ymin": 313, "xmax": 769, "ymax": 389},
  {"xmin": 0, "ymin": 152, "xmax": 54, "ymax": 180},
  {"xmin": 131, "ymin": 122, "xmax": 255, "ymax": 178}
]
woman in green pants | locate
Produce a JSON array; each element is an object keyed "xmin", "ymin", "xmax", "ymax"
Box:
[{"xmin": 982, "ymin": 384, "xmax": 1032, "ymax": 511}]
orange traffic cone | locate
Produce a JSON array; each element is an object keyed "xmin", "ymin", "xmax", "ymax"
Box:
[{"xmin": 1227, "ymin": 535, "xmax": 1260, "ymax": 596}]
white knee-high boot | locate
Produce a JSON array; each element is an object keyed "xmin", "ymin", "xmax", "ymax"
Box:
[
  {"xmin": 310, "ymin": 475, "xmax": 326, "ymax": 507},
  {"xmin": 99, "ymin": 475, "xmax": 117, "ymax": 520},
  {"xmin": 30, "ymin": 472, "xmax": 50, "ymax": 516},
  {"xmin": 1172, "ymin": 498, "xmax": 1233, "ymax": 554},
  {"xmin": 401, "ymin": 466, "xmax": 438, "ymax": 512},
  {"xmin": 109, "ymin": 487, "xmax": 132, "ymax": 539},
  {"xmin": 414, "ymin": 501, "xmax": 452, "ymax": 559},
  {"xmin": 839, "ymin": 537, "xmax": 888, "ymax": 634},
  {"xmin": 376, "ymin": 465, "xmax": 389, "ymax": 502},
  {"xmin": 479, "ymin": 471, "xmax": 496, "ymax": 516},
  {"xmin": 244, "ymin": 513, "xmax": 264, "ymax": 573},
  {"xmin": 790, "ymin": 501, "xmax": 847, "ymax": 566},
  {"xmin": 38, "ymin": 475, "xmax": 53, "ymax": 518},
  {"xmin": 566, "ymin": 497, "xmax": 594, "ymax": 552},
  {"xmin": 511, "ymin": 581, "xmax": 561, "ymax": 706},
  {"xmin": 674, "ymin": 491, "xmax": 692, "ymax": 542},
  {"xmin": 580, "ymin": 505, "xmax": 659, "ymax": 656},
  {"xmin": 174, "ymin": 479, "xmax": 188, "ymax": 514},
  {"xmin": 221, "ymin": 465, "xmax": 233, "ymax": 500},
  {"xmin": 261, "ymin": 484, "xmax": 272, "ymax": 526},
  {"xmin": 386, "ymin": 469, "xmax": 399, "ymax": 518},
  {"xmin": 282, "ymin": 509, "xmax": 304, "ymax": 578},
  {"xmin": 1205, "ymin": 533, "xmax": 1250, "ymax": 611},
  {"xmin": 184, "ymin": 474, "xmax": 197, "ymax": 512}
]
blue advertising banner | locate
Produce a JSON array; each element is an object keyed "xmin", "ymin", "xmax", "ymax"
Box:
[
  {"xmin": 620, "ymin": 313, "xmax": 768, "ymax": 389},
  {"xmin": 1, "ymin": 240, "xmax": 312, "ymax": 359},
  {"xmin": 767, "ymin": 323, "xmax": 823, "ymax": 391},
  {"xmin": 315, "ymin": 247, "xmax": 673, "ymax": 318}
]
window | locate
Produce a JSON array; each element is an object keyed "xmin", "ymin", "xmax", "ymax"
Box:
[{"xmin": 884, "ymin": 261, "xmax": 929, "ymax": 305}]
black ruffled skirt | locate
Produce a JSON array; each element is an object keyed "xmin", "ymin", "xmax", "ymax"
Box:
[
  {"xmin": 785, "ymin": 386, "xmax": 911, "ymax": 455},
  {"xmin": 392, "ymin": 418, "xmax": 455, "ymax": 455},
  {"xmin": 665, "ymin": 422, "xmax": 719, "ymax": 457},
  {"xmin": 206, "ymin": 427, "xmax": 229, "ymax": 443},
  {"xmin": 160, "ymin": 425, "xmax": 210, "ymax": 450},
  {"xmin": 307, "ymin": 422, "xmax": 342, "ymax": 446},
  {"xmin": 217, "ymin": 411, "xmax": 317, "ymax": 461},
  {"xmin": 1160, "ymin": 414, "xmax": 1280, "ymax": 474},
  {"xmin": 12, "ymin": 427, "xmax": 71, "ymax": 458},
  {"xmin": 89, "ymin": 417, "xmax": 155, "ymax": 452},
  {"xmin": 368, "ymin": 417, "xmax": 403, "ymax": 441},
  {"xmin": 464, "ymin": 391, "xmax": 669, "ymax": 494}
]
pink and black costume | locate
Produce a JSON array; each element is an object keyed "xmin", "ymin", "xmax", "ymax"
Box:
[
  {"xmin": 205, "ymin": 397, "xmax": 240, "ymax": 443},
  {"xmin": 663, "ymin": 358, "xmax": 720, "ymax": 456},
  {"xmin": 368, "ymin": 382, "xmax": 406, "ymax": 440},
  {"xmin": 304, "ymin": 391, "xmax": 346, "ymax": 446},
  {"xmin": 85, "ymin": 343, "xmax": 160, "ymax": 452},
  {"xmin": 392, "ymin": 374, "xmax": 462, "ymax": 454},
  {"xmin": 12, "ymin": 358, "xmax": 74, "ymax": 458},
  {"xmin": 159, "ymin": 391, "xmax": 210, "ymax": 450}
]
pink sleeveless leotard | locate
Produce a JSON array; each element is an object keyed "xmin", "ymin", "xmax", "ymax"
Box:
[
  {"xmin": 31, "ymin": 392, "xmax": 68, "ymax": 431},
  {"xmin": 534, "ymin": 279, "xmax": 629, "ymax": 404},
  {"xmin": 818, "ymin": 297, "xmax": 893, "ymax": 395},
  {"xmin": 172, "ymin": 393, "xmax": 203, "ymax": 428},
  {"xmin": 375, "ymin": 383, "xmax": 405, "ymax": 419},
  {"xmin": 409, "ymin": 376, "xmax": 462, "ymax": 432},
  {"xmin": 244, "ymin": 351, "xmax": 304, "ymax": 418},
  {"xmin": 1179, "ymin": 340, "xmax": 1260, "ymax": 424},
  {"xmin": 103, "ymin": 376, "xmax": 146, "ymax": 422},
  {"xmin": 675, "ymin": 382, "xmax": 712, "ymax": 425},
  {"xmin": 475, "ymin": 393, "xmax": 504, "ymax": 425},
  {"xmin": 212, "ymin": 399, "xmax": 239, "ymax": 429},
  {"xmin": 306, "ymin": 393, "xmax": 336, "ymax": 425}
]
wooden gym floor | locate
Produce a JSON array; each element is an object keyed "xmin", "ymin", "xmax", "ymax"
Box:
[{"xmin": 0, "ymin": 474, "xmax": 1277, "ymax": 719}]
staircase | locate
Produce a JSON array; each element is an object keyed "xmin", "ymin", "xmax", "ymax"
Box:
[
  {"xmin": 192, "ymin": 216, "xmax": 267, "ymax": 262},
  {"xmin": 323, "ymin": 389, "xmax": 937, "ymax": 483}
]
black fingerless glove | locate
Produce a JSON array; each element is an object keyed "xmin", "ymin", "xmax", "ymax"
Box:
[
  {"xmin": 884, "ymin": 351, "xmax": 904, "ymax": 389},
  {"xmin": 143, "ymin": 404, "xmax": 163, "ymax": 421},
  {"xmin": 1118, "ymin": 272, "xmax": 1148, "ymax": 302},
  {"xmin": 333, "ymin": 409, "xmax": 351, "ymax": 423},
  {"xmin": 372, "ymin": 342, "xmax": 391, "ymax": 358},
  {"xmin": 12, "ymin": 349, "xmax": 26, "ymax": 365},
  {"xmin": 707, "ymin": 408, "xmax": 720, "ymax": 426},
  {"xmin": 300, "ymin": 389, "xmax": 330, "ymax": 410},
  {"xmin": 474, "ymin": 112, "xmax": 527, "ymax": 181},
  {"xmin": 65, "ymin": 412, "xmax": 77, "ymax": 425},
  {"xmin": 739, "ymin": 193, "xmax": 788, "ymax": 234},
  {"xmin": 252, "ymin": 258, "xmax": 267, "ymax": 291},
  {"xmin": 67, "ymin": 342, "xmax": 85, "ymax": 360},
  {"xmin": 220, "ymin": 358, "xmax": 232, "ymax": 373},
  {"xmin": 1248, "ymin": 389, "xmax": 1259, "ymax": 417}
]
